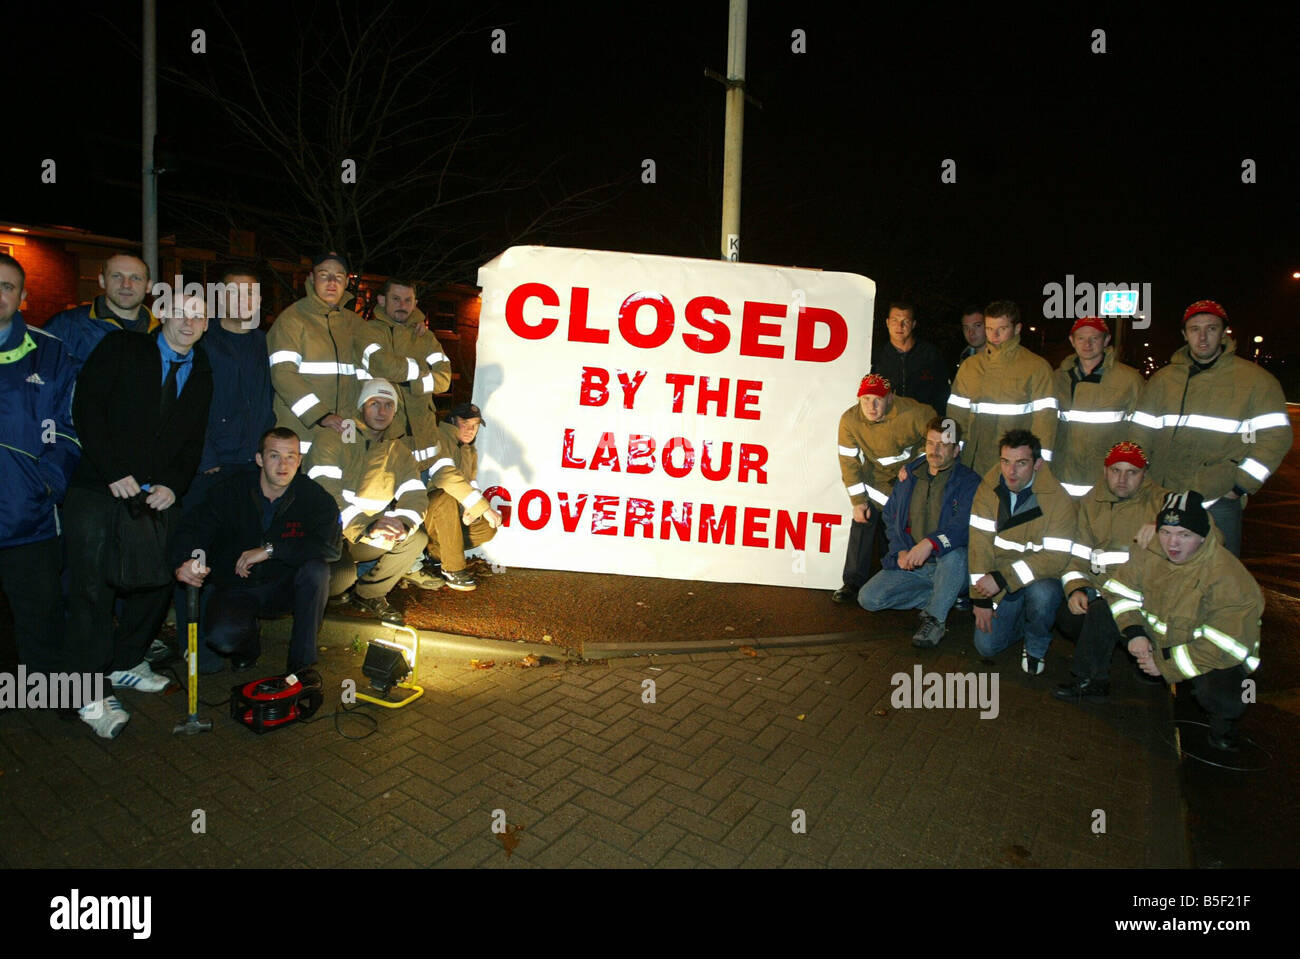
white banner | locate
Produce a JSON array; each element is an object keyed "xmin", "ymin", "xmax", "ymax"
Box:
[{"xmin": 473, "ymin": 246, "xmax": 875, "ymax": 588}]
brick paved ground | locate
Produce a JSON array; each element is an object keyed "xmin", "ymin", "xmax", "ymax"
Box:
[{"xmin": 0, "ymin": 613, "xmax": 1186, "ymax": 868}]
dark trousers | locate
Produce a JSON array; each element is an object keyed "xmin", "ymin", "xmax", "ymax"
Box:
[
  {"xmin": 63, "ymin": 487, "xmax": 173, "ymax": 689},
  {"xmin": 1207, "ymin": 497, "xmax": 1243, "ymax": 557},
  {"xmin": 171, "ymin": 465, "xmax": 250, "ymax": 653},
  {"xmin": 203, "ymin": 559, "xmax": 329, "ymax": 674},
  {"xmin": 1056, "ymin": 594, "xmax": 1124, "ymax": 679},
  {"xmin": 841, "ymin": 510, "xmax": 884, "ymax": 591},
  {"xmin": 330, "ymin": 529, "xmax": 429, "ymax": 599},
  {"xmin": 0, "ymin": 537, "xmax": 65, "ymax": 673},
  {"xmin": 1190, "ymin": 665, "xmax": 1250, "ymax": 736}
]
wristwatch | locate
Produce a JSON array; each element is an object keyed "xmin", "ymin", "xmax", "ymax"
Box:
[{"xmin": 262, "ymin": 542, "xmax": 274, "ymax": 557}]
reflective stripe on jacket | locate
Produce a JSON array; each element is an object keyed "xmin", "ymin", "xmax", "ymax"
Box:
[
  {"xmin": 1101, "ymin": 525, "xmax": 1263, "ymax": 681},
  {"xmin": 362, "ymin": 304, "xmax": 451, "ymax": 466},
  {"xmin": 947, "ymin": 333, "xmax": 1058, "ymax": 478},
  {"xmin": 1060, "ymin": 474, "xmax": 1168, "ymax": 594},
  {"xmin": 1051, "ymin": 347, "xmax": 1143, "ymax": 497},
  {"xmin": 267, "ymin": 278, "xmax": 375, "ymax": 453},
  {"xmin": 837, "ymin": 395, "xmax": 935, "ymax": 508},
  {"xmin": 968, "ymin": 462, "xmax": 1078, "ymax": 605},
  {"xmin": 302, "ymin": 426, "xmax": 426, "ymax": 543},
  {"xmin": 1130, "ymin": 336, "xmax": 1292, "ymax": 499}
]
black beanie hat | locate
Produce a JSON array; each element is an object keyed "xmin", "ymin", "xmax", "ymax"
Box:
[{"xmin": 1157, "ymin": 490, "xmax": 1211, "ymax": 538}]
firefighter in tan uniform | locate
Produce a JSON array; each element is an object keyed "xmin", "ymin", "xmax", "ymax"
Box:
[
  {"xmin": 304, "ymin": 379, "xmax": 430, "ymax": 624},
  {"xmin": 1130, "ymin": 299, "xmax": 1292, "ymax": 556},
  {"xmin": 968, "ymin": 429, "xmax": 1078, "ymax": 675},
  {"xmin": 832, "ymin": 373, "xmax": 935, "ymax": 604},
  {"xmin": 424, "ymin": 402, "xmax": 502, "ymax": 591},
  {"xmin": 267, "ymin": 252, "xmax": 380, "ymax": 456},
  {"xmin": 1051, "ymin": 317, "xmax": 1144, "ymax": 498},
  {"xmin": 1101, "ymin": 490, "xmax": 1263, "ymax": 751},
  {"xmin": 358, "ymin": 277, "xmax": 453, "ymax": 469},
  {"xmin": 946, "ymin": 299, "xmax": 1058, "ymax": 477},
  {"xmin": 1052, "ymin": 442, "xmax": 1169, "ymax": 701}
]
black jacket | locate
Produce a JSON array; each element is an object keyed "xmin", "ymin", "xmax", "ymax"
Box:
[
  {"xmin": 172, "ymin": 470, "xmax": 342, "ymax": 587},
  {"xmin": 70, "ymin": 330, "xmax": 213, "ymax": 496},
  {"xmin": 871, "ymin": 338, "xmax": 949, "ymax": 416}
]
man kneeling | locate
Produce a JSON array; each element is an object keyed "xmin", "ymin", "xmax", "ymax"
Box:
[
  {"xmin": 1100, "ymin": 491, "xmax": 1263, "ymax": 751},
  {"xmin": 859, "ymin": 417, "xmax": 980, "ymax": 647},
  {"xmin": 173, "ymin": 427, "xmax": 341, "ymax": 675}
]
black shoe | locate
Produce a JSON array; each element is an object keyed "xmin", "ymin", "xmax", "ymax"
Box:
[
  {"xmin": 1206, "ymin": 728, "xmax": 1240, "ymax": 752},
  {"xmin": 353, "ymin": 592, "xmax": 405, "ymax": 624},
  {"xmin": 327, "ymin": 588, "xmax": 355, "ymax": 610},
  {"xmin": 831, "ymin": 585, "xmax": 857, "ymax": 605},
  {"xmin": 145, "ymin": 636, "xmax": 180, "ymax": 665},
  {"xmin": 231, "ymin": 655, "xmax": 259, "ymax": 672},
  {"xmin": 1053, "ymin": 677, "xmax": 1110, "ymax": 702},
  {"xmin": 440, "ymin": 567, "xmax": 477, "ymax": 592},
  {"xmin": 953, "ymin": 596, "xmax": 973, "ymax": 612}
]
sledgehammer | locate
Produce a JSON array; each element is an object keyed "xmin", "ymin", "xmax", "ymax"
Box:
[{"xmin": 173, "ymin": 585, "xmax": 213, "ymax": 735}]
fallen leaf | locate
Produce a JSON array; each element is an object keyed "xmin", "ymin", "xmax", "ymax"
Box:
[
  {"xmin": 738, "ymin": 645, "xmax": 757, "ymax": 657},
  {"xmin": 796, "ymin": 714, "xmax": 805, "ymax": 721},
  {"xmin": 724, "ymin": 625, "xmax": 735, "ymax": 631},
  {"xmin": 499, "ymin": 824, "xmax": 525, "ymax": 857},
  {"xmin": 873, "ymin": 707, "xmax": 888, "ymax": 716},
  {"xmin": 470, "ymin": 659, "xmax": 495, "ymax": 670},
  {"xmin": 541, "ymin": 634, "xmax": 553, "ymax": 644},
  {"xmin": 520, "ymin": 655, "xmax": 540, "ymax": 667}
]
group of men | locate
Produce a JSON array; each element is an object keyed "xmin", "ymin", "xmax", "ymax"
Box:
[
  {"xmin": 836, "ymin": 298, "xmax": 1289, "ymax": 750},
  {"xmin": 0, "ymin": 250, "xmax": 500, "ymax": 739}
]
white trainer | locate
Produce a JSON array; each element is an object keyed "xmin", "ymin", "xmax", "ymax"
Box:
[
  {"xmin": 80, "ymin": 696, "xmax": 130, "ymax": 739},
  {"xmin": 108, "ymin": 659, "xmax": 171, "ymax": 693}
]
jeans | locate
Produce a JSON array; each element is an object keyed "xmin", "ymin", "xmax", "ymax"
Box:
[
  {"xmin": 858, "ymin": 547, "xmax": 968, "ymax": 622},
  {"xmin": 841, "ymin": 509, "xmax": 883, "ymax": 591},
  {"xmin": 973, "ymin": 578, "xmax": 1063, "ymax": 660},
  {"xmin": 1055, "ymin": 592, "xmax": 1124, "ymax": 679},
  {"xmin": 1207, "ymin": 497, "xmax": 1242, "ymax": 557}
]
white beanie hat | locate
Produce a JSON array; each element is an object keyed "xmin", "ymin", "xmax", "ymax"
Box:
[{"xmin": 357, "ymin": 378, "xmax": 399, "ymax": 411}]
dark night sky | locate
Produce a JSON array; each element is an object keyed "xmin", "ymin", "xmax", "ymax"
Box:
[{"xmin": 7, "ymin": 1, "xmax": 1298, "ymax": 362}]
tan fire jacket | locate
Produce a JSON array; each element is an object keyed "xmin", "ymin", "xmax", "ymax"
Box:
[
  {"xmin": 968, "ymin": 463, "xmax": 1078, "ymax": 605},
  {"xmin": 429, "ymin": 420, "xmax": 489, "ymax": 521},
  {"xmin": 303, "ymin": 425, "xmax": 426, "ymax": 544},
  {"xmin": 361, "ymin": 304, "xmax": 452, "ymax": 467},
  {"xmin": 837, "ymin": 395, "xmax": 935, "ymax": 509},
  {"xmin": 1130, "ymin": 337, "xmax": 1292, "ymax": 499},
  {"xmin": 1051, "ymin": 347, "xmax": 1144, "ymax": 497},
  {"xmin": 1060, "ymin": 474, "xmax": 1169, "ymax": 595},
  {"xmin": 267, "ymin": 277, "xmax": 378, "ymax": 454},
  {"xmin": 947, "ymin": 333, "xmax": 1058, "ymax": 477},
  {"xmin": 1101, "ymin": 525, "xmax": 1263, "ymax": 682}
]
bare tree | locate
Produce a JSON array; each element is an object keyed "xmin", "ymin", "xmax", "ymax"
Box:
[{"xmin": 157, "ymin": 0, "xmax": 629, "ymax": 287}]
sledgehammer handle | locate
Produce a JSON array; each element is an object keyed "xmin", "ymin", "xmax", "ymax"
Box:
[{"xmin": 186, "ymin": 584, "xmax": 200, "ymax": 718}]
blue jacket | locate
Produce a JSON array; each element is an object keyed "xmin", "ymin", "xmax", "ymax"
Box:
[
  {"xmin": 881, "ymin": 456, "xmax": 980, "ymax": 569},
  {"xmin": 0, "ymin": 314, "xmax": 81, "ymax": 547},
  {"xmin": 198, "ymin": 322, "xmax": 275, "ymax": 472},
  {"xmin": 43, "ymin": 296, "xmax": 157, "ymax": 368}
]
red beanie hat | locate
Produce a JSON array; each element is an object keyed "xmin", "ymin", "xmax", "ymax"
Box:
[
  {"xmin": 1105, "ymin": 441, "xmax": 1149, "ymax": 470},
  {"xmin": 1182, "ymin": 299, "xmax": 1227, "ymax": 324},
  {"xmin": 1069, "ymin": 317, "xmax": 1109, "ymax": 337},
  {"xmin": 857, "ymin": 373, "xmax": 892, "ymax": 398}
]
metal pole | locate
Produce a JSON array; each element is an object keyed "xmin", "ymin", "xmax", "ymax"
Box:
[
  {"xmin": 720, "ymin": 0, "xmax": 747, "ymax": 262},
  {"xmin": 142, "ymin": 0, "xmax": 158, "ymax": 280}
]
